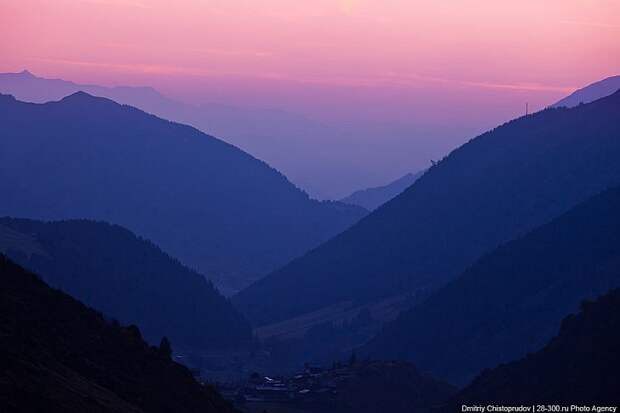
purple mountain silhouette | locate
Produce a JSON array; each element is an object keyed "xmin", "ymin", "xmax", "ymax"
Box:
[
  {"xmin": 341, "ymin": 170, "xmax": 425, "ymax": 210},
  {"xmin": 0, "ymin": 91, "xmax": 366, "ymax": 294},
  {"xmin": 0, "ymin": 71, "xmax": 398, "ymax": 199},
  {"xmin": 553, "ymin": 75, "xmax": 620, "ymax": 108}
]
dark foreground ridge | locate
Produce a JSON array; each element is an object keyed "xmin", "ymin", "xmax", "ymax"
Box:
[
  {"xmin": 445, "ymin": 288, "xmax": 620, "ymax": 406},
  {"xmin": 0, "ymin": 255, "xmax": 238, "ymax": 413}
]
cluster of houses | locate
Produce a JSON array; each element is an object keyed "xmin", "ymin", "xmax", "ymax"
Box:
[{"xmin": 216, "ymin": 362, "xmax": 357, "ymax": 406}]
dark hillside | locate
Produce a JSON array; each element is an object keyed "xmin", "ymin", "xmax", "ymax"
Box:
[
  {"xmin": 0, "ymin": 255, "xmax": 238, "ymax": 413},
  {"xmin": 0, "ymin": 218, "xmax": 251, "ymax": 350},
  {"xmin": 364, "ymin": 185, "xmax": 620, "ymax": 385},
  {"xmin": 446, "ymin": 288, "xmax": 620, "ymax": 405}
]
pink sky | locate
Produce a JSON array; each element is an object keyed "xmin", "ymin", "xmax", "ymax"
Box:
[
  {"xmin": 2, "ymin": 0, "xmax": 619, "ymax": 117},
  {"xmin": 1, "ymin": 0, "xmax": 619, "ymax": 197}
]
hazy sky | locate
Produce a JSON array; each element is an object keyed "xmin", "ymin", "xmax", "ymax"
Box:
[{"xmin": 1, "ymin": 0, "xmax": 619, "ymax": 197}]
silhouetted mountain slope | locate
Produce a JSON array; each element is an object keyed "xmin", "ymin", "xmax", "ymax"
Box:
[
  {"xmin": 234, "ymin": 90, "xmax": 620, "ymax": 326},
  {"xmin": 364, "ymin": 185, "xmax": 620, "ymax": 385},
  {"xmin": 553, "ymin": 75, "xmax": 620, "ymax": 108},
  {"xmin": 446, "ymin": 288, "xmax": 620, "ymax": 405},
  {"xmin": 340, "ymin": 170, "xmax": 425, "ymax": 210},
  {"xmin": 0, "ymin": 218, "xmax": 250, "ymax": 350},
  {"xmin": 0, "ymin": 92, "xmax": 366, "ymax": 295},
  {"xmin": 0, "ymin": 255, "xmax": 238, "ymax": 413}
]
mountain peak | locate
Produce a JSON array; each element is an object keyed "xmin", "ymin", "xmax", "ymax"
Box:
[
  {"xmin": 18, "ymin": 69, "xmax": 36, "ymax": 79},
  {"xmin": 9, "ymin": 69, "xmax": 37, "ymax": 79},
  {"xmin": 61, "ymin": 90, "xmax": 98, "ymax": 101},
  {"xmin": 59, "ymin": 91, "xmax": 118, "ymax": 107}
]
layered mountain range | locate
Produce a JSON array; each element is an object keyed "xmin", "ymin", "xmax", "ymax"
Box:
[
  {"xmin": 0, "ymin": 92, "xmax": 365, "ymax": 295},
  {"xmin": 234, "ymin": 89, "xmax": 620, "ymax": 327}
]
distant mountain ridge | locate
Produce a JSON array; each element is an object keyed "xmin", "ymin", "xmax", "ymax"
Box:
[
  {"xmin": 363, "ymin": 184, "xmax": 620, "ymax": 385},
  {"xmin": 0, "ymin": 70, "xmax": 167, "ymax": 104},
  {"xmin": 0, "ymin": 218, "xmax": 251, "ymax": 351},
  {"xmin": 0, "ymin": 92, "xmax": 366, "ymax": 295},
  {"xmin": 0, "ymin": 69, "xmax": 419, "ymax": 199},
  {"xmin": 0, "ymin": 70, "xmax": 339, "ymax": 198},
  {"xmin": 0, "ymin": 254, "xmax": 238, "ymax": 413},
  {"xmin": 234, "ymin": 89, "xmax": 620, "ymax": 326},
  {"xmin": 553, "ymin": 75, "xmax": 620, "ymax": 108},
  {"xmin": 340, "ymin": 171, "xmax": 425, "ymax": 210}
]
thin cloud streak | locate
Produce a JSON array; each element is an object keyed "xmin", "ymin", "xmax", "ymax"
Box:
[
  {"xmin": 28, "ymin": 56, "xmax": 577, "ymax": 93},
  {"xmin": 561, "ymin": 19, "xmax": 620, "ymax": 30},
  {"xmin": 75, "ymin": 0, "xmax": 152, "ymax": 9}
]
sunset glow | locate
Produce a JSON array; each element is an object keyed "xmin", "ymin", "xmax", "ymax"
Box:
[
  {"xmin": 1, "ymin": 0, "xmax": 620, "ymax": 197},
  {"xmin": 3, "ymin": 1, "xmax": 619, "ymax": 114}
]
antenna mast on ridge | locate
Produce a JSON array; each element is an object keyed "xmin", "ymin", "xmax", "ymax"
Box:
[{"xmin": 526, "ymin": 102, "xmax": 529, "ymax": 116}]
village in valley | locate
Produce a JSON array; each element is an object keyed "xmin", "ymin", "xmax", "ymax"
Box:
[{"xmin": 215, "ymin": 359, "xmax": 358, "ymax": 409}]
